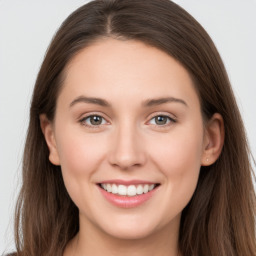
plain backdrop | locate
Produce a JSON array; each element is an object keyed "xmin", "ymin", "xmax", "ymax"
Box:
[{"xmin": 0, "ymin": 0, "xmax": 255, "ymax": 253}]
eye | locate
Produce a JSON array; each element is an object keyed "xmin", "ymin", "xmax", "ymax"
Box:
[
  {"xmin": 148, "ymin": 115, "xmax": 176, "ymax": 126},
  {"xmin": 80, "ymin": 115, "xmax": 108, "ymax": 127}
]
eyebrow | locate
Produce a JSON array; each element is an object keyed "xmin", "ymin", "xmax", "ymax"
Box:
[
  {"xmin": 70, "ymin": 96, "xmax": 111, "ymax": 108},
  {"xmin": 142, "ymin": 97, "xmax": 188, "ymax": 107},
  {"xmin": 69, "ymin": 95, "xmax": 188, "ymax": 108}
]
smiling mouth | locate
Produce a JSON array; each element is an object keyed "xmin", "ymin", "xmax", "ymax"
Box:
[{"xmin": 98, "ymin": 183, "xmax": 160, "ymax": 197}]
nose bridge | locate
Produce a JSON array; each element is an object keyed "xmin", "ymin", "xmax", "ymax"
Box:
[{"xmin": 109, "ymin": 118, "xmax": 146, "ymax": 169}]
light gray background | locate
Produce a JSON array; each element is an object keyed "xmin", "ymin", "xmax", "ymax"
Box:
[{"xmin": 1, "ymin": 0, "xmax": 255, "ymax": 253}]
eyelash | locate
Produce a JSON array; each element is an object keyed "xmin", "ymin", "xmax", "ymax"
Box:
[
  {"xmin": 147, "ymin": 114, "xmax": 177, "ymax": 127},
  {"xmin": 79, "ymin": 113, "xmax": 177, "ymax": 129},
  {"xmin": 79, "ymin": 113, "xmax": 109, "ymax": 129}
]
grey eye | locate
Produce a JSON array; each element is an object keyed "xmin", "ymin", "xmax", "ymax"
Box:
[
  {"xmin": 83, "ymin": 115, "xmax": 107, "ymax": 126},
  {"xmin": 149, "ymin": 115, "xmax": 174, "ymax": 126}
]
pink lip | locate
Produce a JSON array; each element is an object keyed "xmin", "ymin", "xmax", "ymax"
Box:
[
  {"xmin": 99, "ymin": 179, "xmax": 157, "ymax": 185},
  {"xmin": 98, "ymin": 184, "xmax": 159, "ymax": 208}
]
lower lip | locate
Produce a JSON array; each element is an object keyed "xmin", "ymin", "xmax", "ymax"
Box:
[{"xmin": 98, "ymin": 186, "xmax": 159, "ymax": 208}]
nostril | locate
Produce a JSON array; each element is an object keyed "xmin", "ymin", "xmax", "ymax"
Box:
[{"xmin": 109, "ymin": 152, "xmax": 147, "ymax": 170}]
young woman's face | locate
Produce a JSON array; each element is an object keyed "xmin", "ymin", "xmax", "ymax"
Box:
[{"xmin": 49, "ymin": 39, "xmax": 207, "ymax": 240}]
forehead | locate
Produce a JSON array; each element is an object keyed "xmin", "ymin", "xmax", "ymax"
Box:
[{"xmin": 59, "ymin": 38, "xmax": 200, "ymax": 108}]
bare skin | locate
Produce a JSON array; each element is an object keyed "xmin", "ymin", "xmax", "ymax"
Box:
[{"xmin": 40, "ymin": 38, "xmax": 224, "ymax": 256}]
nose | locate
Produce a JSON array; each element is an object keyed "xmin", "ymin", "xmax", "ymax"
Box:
[{"xmin": 108, "ymin": 123, "xmax": 146, "ymax": 170}]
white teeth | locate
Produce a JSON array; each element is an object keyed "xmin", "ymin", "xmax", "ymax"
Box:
[
  {"xmin": 118, "ymin": 185, "xmax": 127, "ymax": 196},
  {"xmin": 112, "ymin": 184, "xmax": 118, "ymax": 194},
  {"xmin": 143, "ymin": 184, "xmax": 149, "ymax": 193},
  {"xmin": 107, "ymin": 184, "xmax": 112, "ymax": 192},
  {"xmin": 136, "ymin": 185, "xmax": 143, "ymax": 195},
  {"xmin": 101, "ymin": 183, "xmax": 157, "ymax": 196},
  {"xmin": 149, "ymin": 184, "xmax": 154, "ymax": 191},
  {"xmin": 127, "ymin": 185, "xmax": 137, "ymax": 196}
]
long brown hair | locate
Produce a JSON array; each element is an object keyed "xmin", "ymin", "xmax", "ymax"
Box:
[{"xmin": 12, "ymin": 0, "xmax": 255, "ymax": 255}]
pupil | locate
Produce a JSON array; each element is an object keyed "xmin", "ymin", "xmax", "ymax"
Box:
[
  {"xmin": 156, "ymin": 116, "xmax": 167, "ymax": 125},
  {"xmin": 90, "ymin": 116, "xmax": 102, "ymax": 125}
]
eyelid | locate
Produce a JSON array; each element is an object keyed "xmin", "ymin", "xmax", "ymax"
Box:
[
  {"xmin": 77, "ymin": 111, "xmax": 177, "ymax": 129},
  {"xmin": 146, "ymin": 112, "xmax": 177, "ymax": 126},
  {"xmin": 79, "ymin": 112, "xmax": 110, "ymax": 128}
]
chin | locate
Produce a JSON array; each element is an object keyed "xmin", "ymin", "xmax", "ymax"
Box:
[
  {"xmin": 98, "ymin": 217, "xmax": 162, "ymax": 240},
  {"xmin": 105, "ymin": 227, "xmax": 155, "ymax": 240}
]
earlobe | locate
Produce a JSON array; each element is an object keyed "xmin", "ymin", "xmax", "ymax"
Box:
[
  {"xmin": 39, "ymin": 114, "xmax": 60, "ymax": 166},
  {"xmin": 201, "ymin": 113, "xmax": 225, "ymax": 166}
]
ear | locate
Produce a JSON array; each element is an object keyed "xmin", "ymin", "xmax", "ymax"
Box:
[
  {"xmin": 39, "ymin": 114, "xmax": 60, "ymax": 166},
  {"xmin": 201, "ymin": 113, "xmax": 225, "ymax": 166}
]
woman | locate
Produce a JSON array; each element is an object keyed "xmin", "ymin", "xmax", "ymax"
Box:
[{"xmin": 9, "ymin": 0, "xmax": 256, "ymax": 255}]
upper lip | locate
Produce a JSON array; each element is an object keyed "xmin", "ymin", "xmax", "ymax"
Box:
[{"xmin": 98, "ymin": 179, "xmax": 160, "ymax": 185}]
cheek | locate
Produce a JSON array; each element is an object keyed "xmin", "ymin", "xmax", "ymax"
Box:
[
  {"xmin": 54, "ymin": 125, "xmax": 108, "ymax": 200},
  {"xmin": 152, "ymin": 135, "xmax": 202, "ymax": 195},
  {"xmin": 56, "ymin": 129, "xmax": 106, "ymax": 175},
  {"xmin": 148, "ymin": 123, "xmax": 204, "ymax": 200},
  {"xmin": 151, "ymin": 129, "xmax": 203, "ymax": 170},
  {"xmin": 54, "ymin": 130, "xmax": 111, "ymax": 216},
  {"xmin": 166, "ymin": 135, "xmax": 202, "ymax": 170},
  {"xmin": 159, "ymin": 118, "xmax": 203, "ymax": 168}
]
